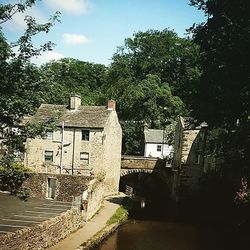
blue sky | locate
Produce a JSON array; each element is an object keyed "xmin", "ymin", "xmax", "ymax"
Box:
[{"xmin": 2, "ymin": 0, "xmax": 205, "ymax": 66}]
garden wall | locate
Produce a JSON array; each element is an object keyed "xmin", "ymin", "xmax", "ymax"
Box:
[
  {"xmin": 0, "ymin": 207, "xmax": 84, "ymax": 250},
  {"xmin": 22, "ymin": 173, "xmax": 94, "ymax": 202}
]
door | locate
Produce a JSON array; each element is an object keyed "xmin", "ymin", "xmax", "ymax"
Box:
[{"xmin": 48, "ymin": 178, "xmax": 56, "ymax": 199}]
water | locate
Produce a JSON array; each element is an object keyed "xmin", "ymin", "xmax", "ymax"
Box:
[{"xmin": 93, "ymin": 219, "xmax": 236, "ymax": 250}]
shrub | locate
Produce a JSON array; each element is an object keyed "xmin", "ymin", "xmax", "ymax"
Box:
[{"xmin": 0, "ymin": 162, "xmax": 31, "ymax": 196}]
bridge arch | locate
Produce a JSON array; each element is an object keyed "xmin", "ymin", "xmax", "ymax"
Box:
[
  {"xmin": 120, "ymin": 168, "xmax": 154, "ymax": 177},
  {"xmin": 120, "ymin": 155, "xmax": 175, "ymax": 202}
]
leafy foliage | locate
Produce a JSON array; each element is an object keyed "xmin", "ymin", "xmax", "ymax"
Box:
[
  {"xmin": 0, "ymin": 1, "xmax": 60, "ymax": 129},
  {"xmin": 0, "ymin": 1, "xmax": 61, "ymax": 197},
  {"xmin": 189, "ymin": 0, "xmax": 250, "ymax": 228},
  {"xmin": 0, "ymin": 162, "xmax": 31, "ymax": 199},
  {"xmin": 38, "ymin": 58, "xmax": 107, "ymax": 105},
  {"xmin": 189, "ymin": 0, "xmax": 250, "ymax": 128},
  {"xmin": 101, "ymin": 29, "xmax": 200, "ymax": 153},
  {"xmin": 106, "ymin": 29, "xmax": 201, "ymax": 105}
]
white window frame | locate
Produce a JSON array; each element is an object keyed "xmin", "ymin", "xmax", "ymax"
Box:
[
  {"xmin": 45, "ymin": 131, "xmax": 54, "ymax": 140},
  {"xmin": 80, "ymin": 152, "xmax": 89, "ymax": 165},
  {"xmin": 44, "ymin": 150, "xmax": 53, "ymax": 162}
]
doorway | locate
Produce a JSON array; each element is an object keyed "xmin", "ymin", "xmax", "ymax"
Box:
[{"xmin": 48, "ymin": 178, "xmax": 57, "ymax": 199}]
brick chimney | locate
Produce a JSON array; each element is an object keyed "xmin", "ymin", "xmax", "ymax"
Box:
[
  {"xmin": 107, "ymin": 100, "xmax": 116, "ymax": 111},
  {"xmin": 70, "ymin": 95, "xmax": 81, "ymax": 110}
]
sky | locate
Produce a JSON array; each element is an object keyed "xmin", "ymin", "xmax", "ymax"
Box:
[{"xmin": 2, "ymin": 0, "xmax": 206, "ymax": 66}]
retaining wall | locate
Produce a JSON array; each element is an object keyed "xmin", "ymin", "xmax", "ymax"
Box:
[
  {"xmin": 0, "ymin": 208, "xmax": 85, "ymax": 250},
  {"xmin": 22, "ymin": 173, "xmax": 93, "ymax": 202}
]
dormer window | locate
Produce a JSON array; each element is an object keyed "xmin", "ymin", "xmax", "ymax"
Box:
[
  {"xmin": 82, "ymin": 130, "xmax": 90, "ymax": 141},
  {"xmin": 46, "ymin": 131, "xmax": 54, "ymax": 140}
]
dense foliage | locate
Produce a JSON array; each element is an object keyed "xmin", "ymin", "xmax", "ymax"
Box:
[
  {"xmin": 0, "ymin": 0, "xmax": 60, "ymax": 196},
  {"xmin": 0, "ymin": 1, "xmax": 60, "ymax": 128},
  {"xmin": 190, "ymin": 0, "xmax": 250, "ymax": 128},
  {"xmin": 39, "ymin": 58, "xmax": 107, "ymax": 105},
  {"xmin": 101, "ymin": 29, "xmax": 200, "ymax": 153},
  {"xmin": 189, "ymin": 0, "xmax": 250, "ymax": 176},
  {"xmin": 188, "ymin": 0, "xmax": 250, "ymax": 230}
]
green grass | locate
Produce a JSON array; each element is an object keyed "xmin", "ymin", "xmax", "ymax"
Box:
[{"xmin": 106, "ymin": 207, "xmax": 128, "ymax": 225}]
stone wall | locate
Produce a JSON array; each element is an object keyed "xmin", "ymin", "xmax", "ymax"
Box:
[
  {"xmin": 23, "ymin": 173, "xmax": 105, "ymax": 220},
  {"xmin": 102, "ymin": 111, "xmax": 122, "ymax": 195},
  {"xmin": 22, "ymin": 173, "xmax": 93, "ymax": 202},
  {"xmin": 0, "ymin": 208, "xmax": 85, "ymax": 250},
  {"xmin": 85, "ymin": 179, "xmax": 105, "ymax": 220},
  {"xmin": 121, "ymin": 155, "xmax": 165, "ymax": 170},
  {"xmin": 0, "ymin": 174, "xmax": 107, "ymax": 249}
]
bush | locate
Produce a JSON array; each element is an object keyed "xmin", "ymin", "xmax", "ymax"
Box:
[{"xmin": 0, "ymin": 162, "xmax": 31, "ymax": 197}]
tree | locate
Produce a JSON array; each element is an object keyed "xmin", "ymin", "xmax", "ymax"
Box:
[
  {"xmin": 0, "ymin": 1, "xmax": 60, "ymax": 195},
  {"xmin": 102, "ymin": 30, "xmax": 194, "ymax": 154},
  {"xmin": 0, "ymin": 1, "xmax": 60, "ymax": 128},
  {"xmin": 106, "ymin": 29, "xmax": 201, "ymax": 106},
  {"xmin": 39, "ymin": 58, "xmax": 107, "ymax": 105},
  {"xmin": 189, "ymin": 0, "xmax": 250, "ymax": 227},
  {"xmin": 190, "ymin": 0, "xmax": 250, "ymax": 171},
  {"xmin": 189, "ymin": 0, "xmax": 250, "ymax": 128},
  {"xmin": 103, "ymin": 74, "xmax": 185, "ymax": 154}
]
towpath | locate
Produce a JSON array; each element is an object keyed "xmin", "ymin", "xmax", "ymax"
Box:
[{"xmin": 49, "ymin": 195, "xmax": 123, "ymax": 250}]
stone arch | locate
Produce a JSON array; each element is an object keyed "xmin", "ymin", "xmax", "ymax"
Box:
[{"xmin": 120, "ymin": 168, "xmax": 154, "ymax": 177}]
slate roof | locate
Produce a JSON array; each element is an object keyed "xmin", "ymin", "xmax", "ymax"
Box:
[
  {"xmin": 180, "ymin": 117, "xmax": 208, "ymax": 130},
  {"xmin": 181, "ymin": 117, "xmax": 197, "ymax": 130},
  {"xmin": 24, "ymin": 104, "xmax": 112, "ymax": 128},
  {"xmin": 144, "ymin": 129, "xmax": 168, "ymax": 144}
]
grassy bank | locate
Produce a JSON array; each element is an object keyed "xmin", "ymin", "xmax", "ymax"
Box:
[{"xmin": 79, "ymin": 196, "xmax": 132, "ymax": 250}]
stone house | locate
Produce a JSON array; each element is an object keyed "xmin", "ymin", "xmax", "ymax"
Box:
[
  {"xmin": 23, "ymin": 95, "xmax": 122, "ymax": 195},
  {"xmin": 172, "ymin": 116, "xmax": 209, "ymax": 196},
  {"xmin": 144, "ymin": 128, "xmax": 173, "ymax": 159}
]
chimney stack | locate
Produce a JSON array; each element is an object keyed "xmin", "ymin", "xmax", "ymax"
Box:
[
  {"xmin": 107, "ymin": 100, "xmax": 116, "ymax": 111},
  {"xmin": 70, "ymin": 95, "xmax": 81, "ymax": 110}
]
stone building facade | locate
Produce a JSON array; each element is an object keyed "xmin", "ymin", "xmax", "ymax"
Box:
[
  {"xmin": 172, "ymin": 117, "xmax": 208, "ymax": 196},
  {"xmin": 23, "ymin": 96, "xmax": 122, "ymax": 195}
]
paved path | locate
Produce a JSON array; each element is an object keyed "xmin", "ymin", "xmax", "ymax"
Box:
[{"xmin": 49, "ymin": 196, "xmax": 122, "ymax": 250}]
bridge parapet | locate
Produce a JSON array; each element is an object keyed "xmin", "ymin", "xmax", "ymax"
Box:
[{"xmin": 121, "ymin": 155, "xmax": 165, "ymax": 171}]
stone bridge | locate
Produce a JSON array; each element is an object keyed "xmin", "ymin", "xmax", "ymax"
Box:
[{"xmin": 120, "ymin": 155, "xmax": 167, "ymax": 176}]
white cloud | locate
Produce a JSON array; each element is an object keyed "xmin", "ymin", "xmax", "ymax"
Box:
[
  {"xmin": 62, "ymin": 33, "xmax": 90, "ymax": 45},
  {"xmin": 45, "ymin": 0, "xmax": 91, "ymax": 15},
  {"xmin": 31, "ymin": 51, "xmax": 64, "ymax": 65},
  {"xmin": 3, "ymin": 6, "xmax": 46, "ymax": 31}
]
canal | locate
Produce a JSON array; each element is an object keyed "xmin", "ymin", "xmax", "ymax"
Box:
[
  {"xmin": 93, "ymin": 219, "xmax": 234, "ymax": 250},
  {"xmin": 93, "ymin": 200, "xmax": 246, "ymax": 250}
]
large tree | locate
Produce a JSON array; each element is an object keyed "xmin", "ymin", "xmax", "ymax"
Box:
[
  {"xmin": 0, "ymin": 1, "xmax": 60, "ymax": 128},
  {"xmin": 0, "ymin": 0, "xmax": 61, "ymax": 159},
  {"xmin": 189, "ymin": 0, "xmax": 250, "ymax": 226},
  {"xmin": 189, "ymin": 0, "xmax": 250, "ymax": 128},
  {"xmin": 102, "ymin": 29, "xmax": 197, "ymax": 154},
  {"xmin": 105, "ymin": 29, "xmax": 201, "ymax": 106},
  {"xmin": 39, "ymin": 58, "xmax": 107, "ymax": 105},
  {"xmin": 0, "ymin": 1, "xmax": 60, "ymax": 196}
]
